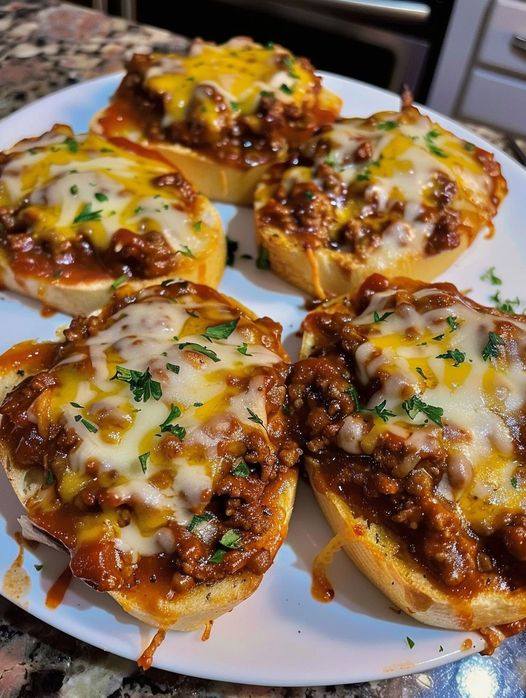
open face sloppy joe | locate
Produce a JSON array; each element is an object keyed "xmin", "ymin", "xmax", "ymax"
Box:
[
  {"xmin": 0, "ymin": 125, "xmax": 225, "ymax": 315},
  {"xmin": 91, "ymin": 37, "xmax": 342, "ymax": 204},
  {"xmin": 289, "ymin": 274, "xmax": 526, "ymax": 630},
  {"xmin": 0, "ymin": 281, "xmax": 300, "ymax": 630}
]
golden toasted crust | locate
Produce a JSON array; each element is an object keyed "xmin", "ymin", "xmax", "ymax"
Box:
[
  {"xmin": 255, "ymin": 218, "xmax": 470, "ymax": 299},
  {"xmin": 0, "ymin": 196, "xmax": 225, "ymax": 316},
  {"xmin": 300, "ymin": 294, "xmax": 526, "ymax": 630},
  {"xmin": 0, "ymin": 298, "xmax": 297, "ymax": 630}
]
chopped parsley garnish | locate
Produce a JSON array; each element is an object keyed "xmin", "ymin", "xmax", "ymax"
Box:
[
  {"xmin": 260, "ymin": 90, "xmax": 274, "ymax": 98},
  {"xmin": 193, "ymin": 402, "xmax": 203, "ymax": 407},
  {"xmin": 193, "ymin": 220, "xmax": 202, "ymax": 232},
  {"xmin": 178, "ymin": 245, "xmax": 195, "ymax": 258},
  {"xmin": 416, "ymin": 367, "xmax": 427, "ymax": 380},
  {"xmin": 70, "ymin": 184, "xmax": 78, "ymax": 195},
  {"xmin": 16, "ymin": 369, "xmax": 25, "ymax": 376},
  {"xmin": 480, "ymin": 266, "xmax": 502, "ymax": 285},
  {"xmin": 446, "ymin": 316, "xmax": 459, "ymax": 332},
  {"xmin": 178, "ymin": 342, "xmax": 220, "ymax": 362},
  {"xmin": 185, "ymin": 309, "xmax": 199, "ymax": 318},
  {"xmin": 209, "ymin": 548, "xmax": 226, "ymax": 564},
  {"xmin": 202, "ymin": 318, "xmax": 239, "ymax": 341},
  {"xmin": 159, "ymin": 404, "xmax": 182, "ymax": 432},
  {"xmin": 406, "ymin": 636, "xmax": 415, "ymax": 649},
  {"xmin": 304, "ymin": 190, "xmax": 315, "ymax": 200},
  {"xmin": 237, "ymin": 342, "xmax": 252, "ymax": 356},
  {"xmin": 166, "ymin": 362, "xmax": 180, "ymax": 374},
  {"xmin": 34, "ymin": 564, "xmax": 43, "ymax": 571},
  {"xmin": 111, "ymin": 274, "xmax": 128, "ymax": 290},
  {"xmin": 402, "ymin": 395, "xmax": 443, "ymax": 426},
  {"xmin": 256, "ymin": 246, "xmax": 270, "ymax": 270},
  {"xmin": 138, "ymin": 452, "xmax": 150, "ymax": 473},
  {"xmin": 432, "ymin": 333, "xmax": 445, "ymax": 341},
  {"xmin": 220, "ymin": 529, "xmax": 242, "ymax": 548},
  {"xmin": 241, "ymin": 253, "xmax": 253, "ymax": 260},
  {"xmin": 134, "ymin": 206, "xmax": 144, "ymax": 215},
  {"xmin": 425, "ymin": 130, "xmax": 446, "ymax": 157},
  {"xmin": 64, "ymin": 137, "xmax": 78, "ymax": 153},
  {"xmin": 436, "ymin": 348, "xmax": 466, "ymax": 366},
  {"xmin": 346, "ymin": 386, "xmax": 394, "ymax": 422},
  {"xmin": 489, "ymin": 290, "xmax": 521, "ymax": 314},
  {"xmin": 73, "ymin": 203, "xmax": 102, "ymax": 224},
  {"xmin": 226, "ymin": 236, "xmax": 238, "ymax": 266},
  {"xmin": 94, "ymin": 192, "xmax": 108, "ymax": 202},
  {"xmin": 111, "ymin": 366, "xmax": 162, "ymax": 402},
  {"xmin": 70, "ymin": 401, "xmax": 84, "ymax": 409},
  {"xmin": 280, "ymin": 83, "xmax": 293, "ymax": 95},
  {"xmin": 188, "ymin": 513, "xmax": 214, "ymax": 532},
  {"xmin": 482, "ymin": 332, "xmax": 504, "ymax": 361},
  {"xmin": 232, "ymin": 461, "xmax": 250, "ymax": 478},
  {"xmin": 439, "ymin": 645, "xmax": 444, "ymax": 652},
  {"xmin": 247, "ymin": 408, "xmax": 264, "ymax": 426},
  {"xmin": 356, "ymin": 171, "xmax": 370, "ymax": 182},
  {"xmin": 283, "ymin": 55, "xmax": 299, "ymax": 78},
  {"xmin": 44, "ymin": 470, "xmax": 55, "ymax": 485},
  {"xmin": 511, "ymin": 476, "xmax": 518, "ymax": 489},
  {"xmin": 74, "ymin": 415, "xmax": 98, "ymax": 433},
  {"xmin": 230, "ymin": 101, "xmax": 239, "ymax": 111},
  {"xmin": 373, "ymin": 310, "xmax": 394, "ymax": 323},
  {"xmin": 377, "ymin": 120, "xmax": 397, "ymax": 131},
  {"xmin": 265, "ymin": 41, "xmax": 274, "ymax": 49}
]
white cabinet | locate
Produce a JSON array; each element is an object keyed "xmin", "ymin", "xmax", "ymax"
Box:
[
  {"xmin": 478, "ymin": 0, "xmax": 526, "ymax": 78},
  {"xmin": 462, "ymin": 68, "xmax": 526, "ymax": 134}
]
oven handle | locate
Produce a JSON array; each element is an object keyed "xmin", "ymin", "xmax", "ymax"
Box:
[{"xmin": 277, "ymin": 0, "xmax": 430, "ymax": 23}]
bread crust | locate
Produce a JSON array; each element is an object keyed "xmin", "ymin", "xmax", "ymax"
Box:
[
  {"xmin": 300, "ymin": 296, "xmax": 526, "ymax": 631},
  {"xmin": 0, "ymin": 195, "xmax": 225, "ymax": 317},
  {"xmin": 0, "ymin": 299, "xmax": 297, "ymax": 631}
]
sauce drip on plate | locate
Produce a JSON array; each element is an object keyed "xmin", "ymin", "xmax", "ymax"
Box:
[{"xmin": 311, "ymin": 534, "xmax": 343, "ymax": 603}]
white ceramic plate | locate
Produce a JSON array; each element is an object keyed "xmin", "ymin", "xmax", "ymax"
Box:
[{"xmin": 0, "ymin": 71, "xmax": 524, "ymax": 687}]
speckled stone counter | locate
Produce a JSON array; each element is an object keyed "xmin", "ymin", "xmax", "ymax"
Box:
[{"xmin": 0, "ymin": 2, "xmax": 526, "ymax": 696}]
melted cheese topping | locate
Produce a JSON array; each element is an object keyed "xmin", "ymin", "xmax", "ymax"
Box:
[
  {"xmin": 30, "ymin": 289, "xmax": 283, "ymax": 559},
  {"xmin": 0, "ymin": 128, "xmax": 208, "ymax": 256},
  {"xmin": 338, "ymin": 287, "xmax": 526, "ymax": 535},
  {"xmin": 258, "ymin": 106, "xmax": 504, "ymax": 263},
  {"xmin": 142, "ymin": 38, "xmax": 339, "ymax": 126}
]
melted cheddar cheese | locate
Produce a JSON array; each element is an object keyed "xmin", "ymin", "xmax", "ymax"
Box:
[
  {"xmin": 17, "ymin": 285, "xmax": 285, "ymax": 565},
  {"xmin": 333, "ymin": 284, "xmax": 526, "ymax": 536},
  {"xmin": 0, "ymin": 126, "xmax": 209, "ymax": 258}
]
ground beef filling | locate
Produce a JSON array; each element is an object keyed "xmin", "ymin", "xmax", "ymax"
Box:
[
  {"xmin": 258, "ymin": 153, "xmax": 463, "ymax": 257},
  {"xmin": 0, "ymin": 290, "xmax": 300, "ymax": 596},
  {"xmin": 288, "ymin": 327, "xmax": 526, "ymax": 596},
  {"xmin": 0, "ymin": 170, "xmax": 192, "ymax": 283},
  {"xmin": 115, "ymin": 53, "xmax": 329, "ymax": 169}
]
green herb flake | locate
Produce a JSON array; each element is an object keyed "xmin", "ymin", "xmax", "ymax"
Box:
[
  {"xmin": 447, "ymin": 316, "xmax": 459, "ymax": 332},
  {"xmin": 73, "ymin": 203, "xmax": 102, "ymax": 224},
  {"xmin": 230, "ymin": 101, "xmax": 239, "ymax": 111},
  {"xmin": 439, "ymin": 645, "xmax": 444, "ymax": 652},
  {"xmin": 402, "ymin": 395, "xmax": 443, "ymax": 426},
  {"xmin": 429, "ymin": 144, "xmax": 447, "ymax": 158},
  {"xmin": 158, "ymin": 405, "xmax": 185, "ymax": 439},
  {"xmin": 64, "ymin": 137, "xmax": 79, "ymax": 153},
  {"xmin": 34, "ymin": 563, "xmax": 43, "ymax": 571},
  {"xmin": 220, "ymin": 529, "xmax": 242, "ymax": 549},
  {"xmin": 203, "ymin": 318, "xmax": 239, "ymax": 341},
  {"xmin": 178, "ymin": 342, "xmax": 220, "ymax": 362},
  {"xmin": 226, "ymin": 236, "xmax": 238, "ymax": 266},
  {"xmin": 464, "ymin": 143, "xmax": 475, "ymax": 152},
  {"xmin": 178, "ymin": 245, "xmax": 195, "ymax": 258},
  {"xmin": 111, "ymin": 366, "xmax": 162, "ymax": 402},
  {"xmin": 111, "ymin": 274, "xmax": 128, "ymax": 290},
  {"xmin": 304, "ymin": 190, "xmax": 315, "ymax": 200},
  {"xmin": 95, "ymin": 192, "xmax": 108, "ymax": 202},
  {"xmin": 373, "ymin": 310, "xmax": 394, "ymax": 323},
  {"xmin": 134, "ymin": 206, "xmax": 144, "ymax": 215},
  {"xmin": 192, "ymin": 220, "xmax": 202, "ymax": 232},
  {"xmin": 482, "ymin": 332, "xmax": 504, "ymax": 361},
  {"xmin": 70, "ymin": 401, "xmax": 84, "ymax": 409},
  {"xmin": 436, "ymin": 348, "xmax": 466, "ymax": 367},
  {"xmin": 193, "ymin": 401, "xmax": 203, "ymax": 407},
  {"xmin": 356, "ymin": 172, "xmax": 370, "ymax": 182},
  {"xmin": 232, "ymin": 461, "xmax": 250, "ymax": 478},
  {"xmin": 166, "ymin": 363, "xmax": 180, "ymax": 374},
  {"xmin": 406, "ymin": 637, "xmax": 415, "ymax": 649},
  {"xmin": 371, "ymin": 400, "xmax": 396, "ymax": 423},
  {"xmin": 138, "ymin": 452, "xmax": 150, "ymax": 473},
  {"xmin": 480, "ymin": 267, "xmax": 502, "ymax": 285},
  {"xmin": 432, "ymin": 333, "xmax": 445, "ymax": 341},
  {"xmin": 511, "ymin": 475, "xmax": 518, "ymax": 489},
  {"xmin": 416, "ymin": 367, "xmax": 427, "ymax": 380},
  {"xmin": 265, "ymin": 41, "xmax": 275, "ymax": 49},
  {"xmin": 280, "ymin": 83, "xmax": 293, "ymax": 95},
  {"xmin": 236, "ymin": 342, "xmax": 252, "ymax": 356},
  {"xmin": 75, "ymin": 416, "xmax": 98, "ymax": 433},
  {"xmin": 489, "ymin": 290, "xmax": 521, "ymax": 314},
  {"xmin": 188, "ymin": 512, "xmax": 214, "ymax": 531},
  {"xmin": 70, "ymin": 184, "xmax": 79, "ymax": 195},
  {"xmin": 256, "ymin": 246, "xmax": 270, "ymax": 270},
  {"xmin": 44, "ymin": 470, "xmax": 55, "ymax": 486},
  {"xmin": 377, "ymin": 120, "xmax": 397, "ymax": 131},
  {"xmin": 210, "ymin": 548, "xmax": 226, "ymax": 564},
  {"xmin": 247, "ymin": 408, "xmax": 264, "ymax": 426}
]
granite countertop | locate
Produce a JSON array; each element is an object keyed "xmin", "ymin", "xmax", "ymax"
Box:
[{"xmin": 0, "ymin": 2, "xmax": 525, "ymax": 696}]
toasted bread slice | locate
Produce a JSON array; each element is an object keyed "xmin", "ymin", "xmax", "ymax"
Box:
[
  {"xmin": 0, "ymin": 125, "xmax": 225, "ymax": 315},
  {"xmin": 0, "ymin": 281, "xmax": 299, "ymax": 630},
  {"xmin": 255, "ymin": 103, "xmax": 507, "ymax": 299},
  {"xmin": 293, "ymin": 275, "xmax": 526, "ymax": 629},
  {"xmin": 90, "ymin": 38, "xmax": 341, "ymax": 205}
]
